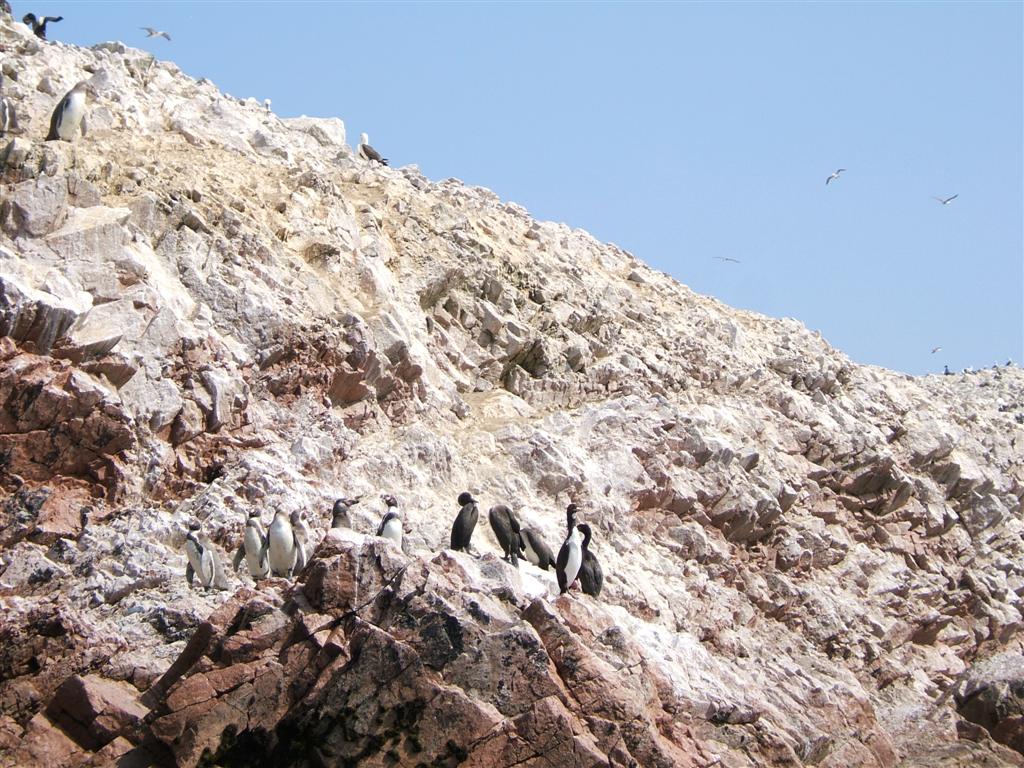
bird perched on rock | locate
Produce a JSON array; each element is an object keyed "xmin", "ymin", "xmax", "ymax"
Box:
[
  {"xmin": 450, "ymin": 491, "xmax": 479, "ymax": 552},
  {"xmin": 376, "ymin": 494, "xmax": 403, "ymax": 548},
  {"xmin": 263, "ymin": 508, "xmax": 302, "ymax": 577},
  {"xmin": 46, "ymin": 80, "xmax": 94, "ymax": 142},
  {"xmin": 232, "ymin": 510, "xmax": 269, "ymax": 579},
  {"xmin": 140, "ymin": 26, "xmax": 171, "ymax": 41},
  {"xmin": 488, "ymin": 504, "xmax": 521, "ymax": 566},
  {"xmin": 290, "ymin": 509, "xmax": 313, "ymax": 568},
  {"xmin": 564, "ymin": 503, "xmax": 603, "ymax": 597},
  {"xmin": 358, "ymin": 132, "xmax": 388, "ymax": 166},
  {"xmin": 184, "ymin": 520, "xmax": 230, "ymax": 590},
  {"xmin": 331, "ymin": 496, "xmax": 360, "ymax": 528},
  {"xmin": 518, "ymin": 526, "xmax": 555, "ymax": 570},
  {"xmin": 22, "ymin": 12, "xmax": 62, "ymax": 39},
  {"xmin": 556, "ymin": 523, "xmax": 589, "ymax": 594},
  {"xmin": 0, "ymin": 75, "xmax": 17, "ymax": 137},
  {"xmin": 825, "ymin": 168, "xmax": 845, "ymax": 185}
]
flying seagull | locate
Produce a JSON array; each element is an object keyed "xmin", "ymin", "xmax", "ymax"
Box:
[
  {"xmin": 932, "ymin": 194, "xmax": 958, "ymax": 206},
  {"xmin": 22, "ymin": 13, "xmax": 63, "ymax": 39},
  {"xmin": 825, "ymin": 168, "xmax": 846, "ymax": 185},
  {"xmin": 140, "ymin": 27, "xmax": 171, "ymax": 41},
  {"xmin": 714, "ymin": 256, "xmax": 741, "ymax": 264},
  {"xmin": 931, "ymin": 346, "xmax": 942, "ymax": 354}
]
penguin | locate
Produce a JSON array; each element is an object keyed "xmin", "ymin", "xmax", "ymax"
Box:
[
  {"xmin": 579, "ymin": 531, "xmax": 604, "ymax": 598},
  {"xmin": 47, "ymin": 81, "xmax": 96, "ymax": 142},
  {"xmin": 358, "ymin": 132, "xmax": 388, "ymax": 166},
  {"xmin": 231, "ymin": 510, "xmax": 269, "ymax": 579},
  {"xmin": 184, "ymin": 521, "xmax": 229, "ymax": 590},
  {"xmin": 331, "ymin": 496, "xmax": 360, "ymax": 528},
  {"xmin": 519, "ymin": 527, "xmax": 555, "ymax": 570},
  {"xmin": 375, "ymin": 495, "xmax": 402, "ymax": 548},
  {"xmin": 262, "ymin": 508, "xmax": 301, "ymax": 577},
  {"xmin": 555, "ymin": 523, "xmax": 585, "ymax": 594},
  {"xmin": 0, "ymin": 75, "xmax": 17, "ymax": 138},
  {"xmin": 450, "ymin": 491, "xmax": 479, "ymax": 552},
  {"xmin": 22, "ymin": 12, "xmax": 62, "ymax": 39},
  {"xmin": 290, "ymin": 510, "xmax": 313, "ymax": 569},
  {"xmin": 487, "ymin": 504, "xmax": 521, "ymax": 566}
]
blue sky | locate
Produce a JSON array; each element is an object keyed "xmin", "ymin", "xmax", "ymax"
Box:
[{"xmin": 32, "ymin": 1, "xmax": 1022, "ymax": 375}]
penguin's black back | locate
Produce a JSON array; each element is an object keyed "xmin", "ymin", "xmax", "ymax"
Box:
[{"xmin": 579, "ymin": 551, "xmax": 603, "ymax": 597}]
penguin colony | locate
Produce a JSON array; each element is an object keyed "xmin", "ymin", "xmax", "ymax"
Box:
[{"xmin": 186, "ymin": 494, "xmax": 605, "ymax": 601}]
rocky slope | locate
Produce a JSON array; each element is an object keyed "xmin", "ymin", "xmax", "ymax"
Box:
[{"xmin": 1, "ymin": 13, "xmax": 1023, "ymax": 767}]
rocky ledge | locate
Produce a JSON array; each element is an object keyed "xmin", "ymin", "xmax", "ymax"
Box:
[{"xmin": 1, "ymin": 10, "xmax": 1023, "ymax": 768}]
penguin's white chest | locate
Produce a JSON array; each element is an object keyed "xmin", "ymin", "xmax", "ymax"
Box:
[
  {"xmin": 564, "ymin": 540, "xmax": 582, "ymax": 587},
  {"xmin": 268, "ymin": 518, "xmax": 296, "ymax": 572},
  {"xmin": 58, "ymin": 91, "xmax": 85, "ymax": 140},
  {"xmin": 381, "ymin": 516, "xmax": 403, "ymax": 547},
  {"xmin": 244, "ymin": 525, "xmax": 268, "ymax": 577},
  {"xmin": 523, "ymin": 536, "xmax": 540, "ymax": 566}
]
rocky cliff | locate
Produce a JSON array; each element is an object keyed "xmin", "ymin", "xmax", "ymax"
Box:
[{"xmin": 1, "ymin": 13, "xmax": 1023, "ymax": 768}]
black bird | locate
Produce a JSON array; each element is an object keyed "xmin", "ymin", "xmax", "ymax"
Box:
[
  {"xmin": 450, "ymin": 491, "xmax": 478, "ymax": 552},
  {"xmin": 519, "ymin": 527, "xmax": 555, "ymax": 570},
  {"xmin": 358, "ymin": 132, "xmax": 388, "ymax": 166},
  {"xmin": 23, "ymin": 12, "xmax": 62, "ymax": 39},
  {"xmin": 487, "ymin": 504, "xmax": 521, "ymax": 566},
  {"xmin": 331, "ymin": 496, "xmax": 360, "ymax": 528}
]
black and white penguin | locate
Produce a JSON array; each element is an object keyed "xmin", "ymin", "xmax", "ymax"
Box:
[
  {"xmin": 22, "ymin": 12, "xmax": 62, "ymax": 39},
  {"xmin": 290, "ymin": 509, "xmax": 313, "ymax": 568},
  {"xmin": 450, "ymin": 491, "xmax": 478, "ymax": 552},
  {"xmin": 331, "ymin": 496, "xmax": 360, "ymax": 528},
  {"xmin": 0, "ymin": 75, "xmax": 17, "ymax": 137},
  {"xmin": 487, "ymin": 504, "xmax": 521, "ymax": 566},
  {"xmin": 231, "ymin": 510, "xmax": 269, "ymax": 579},
  {"xmin": 376, "ymin": 494, "xmax": 403, "ymax": 548},
  {"xmin": 263, "ymin": 508, "xmax": 301, "ymax": 577},
  {"xmin": 184, "ymin": 521, "xmax": 229, "ymax": 590},
  {"xmin": 519, "ymin": 527, "xmax": 555, "ymax": 570},
  {"xmin": 358, "ymin": 132, "xmax": 388, "ymax": 166},
  {"xmin": 46, "ymin": 81, "xmax": 93, "ymax": 142},
  {"xmin": 555, "ymin": 523, "xmax": 586, "ymax": 594}
]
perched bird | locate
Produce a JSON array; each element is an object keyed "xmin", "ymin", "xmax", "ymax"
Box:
[
  {"xmin": 331, "ymin": 497, "xmax": 360, "ymax": 528},
  {"xmin": 713, "ymin": 256, "xmax": 741, "ymax": 264},
  {"xmin": 263, "ymin": 508, "xmax": 301, "ymax": 577},
  {"xmin": 825, "ymin": 168, "xmax": 846, "ymax": 185},
  {"xmin": 263, "ymin": 98, "xmax": 272, "ymax": 112},
  {"xmin": 232, "ymin": 510, "xmax": 269, "ymax": 579},
  {"xmin": 578, "ymin": 533, "xmax": 603, "ymax": 598},
  {"xmin": 0, "ymin": 75, "xmax": 17, "ymax": 137},
  {"xmin": 556, "ymin": 524, "xmax": 585, "ymax": 594},
  {"xmin": 22, "ymin": 12, "xmax": 62, "ymax": 39},
  {"xmin": 358, "ymin": 132, "xmax": 388, "ymax": 166},
  {"xmin": 184, "ymin": 520, "xmax": 229, "ymax": 590},
  {"xmin": 519, "ymin": 527, "xmax": 555, "ymax": 570},
  {"xmin": 931, "ymin": 347, "xmax": 942, "ymax": 354},
  {"xmin": 46, "ymin": 80, "xmax": 94, "ymax": 142},
  {"xmin": 933, "ymin": 194, "xmax": 958, "ymax": 206},
  {"xmin": 488, "ymin": 504, "xmax": 521, "ymax": 566},
  {"xmin": 375, "ymin": 495, "xmax": 403, "ymax": 548},
  {"xmin": 943, "ymin": 365, "xmax": 952, "ymax": 376},
  {"xmin": 450, "ymin": 491, "xmax": 479, "ymax": 552},
  {"xmin": 140, "ymin": 26, "xmax": 171, "ymax": 41},
  {"xmin": 290, "ymin": 509, "xmax": 313, "ymax": 568}
]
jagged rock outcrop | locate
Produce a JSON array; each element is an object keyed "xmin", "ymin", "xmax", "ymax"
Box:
[{"xmin": 1, "ymin": 12, "xmax": 1023, "ymax": 768}]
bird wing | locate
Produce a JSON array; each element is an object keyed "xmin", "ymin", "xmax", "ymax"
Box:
[
  {"xmin": 43, "ymin": 16, "xmax": 63, "ymax": 23},
  {"xmin": 376, "ymin": 514, "xmax": 388, "ymax": 537},
  {"xmin": 161, "ymin": 32, "xmax": 171, "ymax": 40},
  {"xmin": 45, "ymin": 95, "xmax": 67, "ymax": 140},
  {"xmin": 80, "ymin": 111, "xmax": 88, "ymax": 138},
  {"xmin": 185, "ymin": 561, "xmax": 195, "ymax": 586},
  {"xmin": 231, "ymin": 544, "xmax": 245, "ymax": 572},
  {"xmin": 946, "ymin": 194, "xmax": 958, "ymax": 203},
  {"xmin": 361, "ymin": 143, "xmax": 383, "ymax": 162}
]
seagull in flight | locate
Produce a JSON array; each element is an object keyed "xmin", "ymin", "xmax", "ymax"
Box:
[
  {"xmin": 825, "ymin": 168, "xmax": 846, "ymax": 185},
  {"xmin": 140, "ymin": 27, "xmax": 171, "ymax": 41},
  {"xmin": 931, "ymin": 346, "xmax": 942, "ymax": 354},
  {"xmin": 713, "ymin": 256, "xmax": 741, "ymax": 264},
  {"xmin": 932, "ymin": 194, "xmax": 958, "ymax": 206}
]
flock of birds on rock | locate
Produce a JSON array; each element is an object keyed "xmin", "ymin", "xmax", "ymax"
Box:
[{"xmin": 184, "ymin": 494, "xmax": 604, "ymax": 599}]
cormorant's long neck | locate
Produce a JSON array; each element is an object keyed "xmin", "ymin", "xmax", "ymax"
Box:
[{"xmin": 580, "ymin": 527, "xmax": 591, "ymax": 551}]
